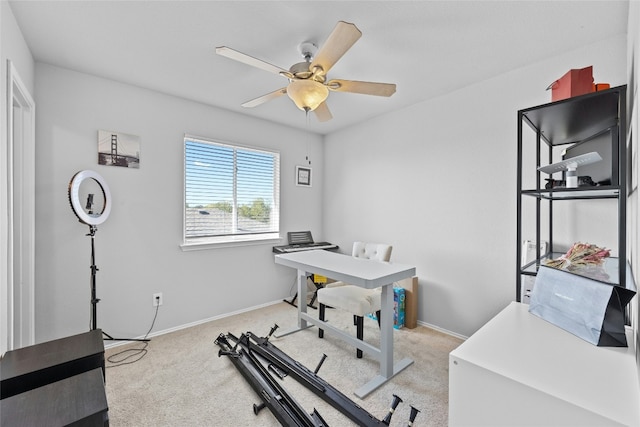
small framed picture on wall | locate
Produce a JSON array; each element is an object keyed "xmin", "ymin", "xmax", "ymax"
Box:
[
  {"xmin": 98, "ymin": 129, "xmax": 141, "ymax": 169},
  {"xmin": 296, "ymin": 165, "xmax": 312, "ymax": 187}
]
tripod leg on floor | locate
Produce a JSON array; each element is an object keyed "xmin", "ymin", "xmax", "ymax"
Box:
[{"xmin": 101, "ymin": 330, "xmax": 150, "ymax": 342}]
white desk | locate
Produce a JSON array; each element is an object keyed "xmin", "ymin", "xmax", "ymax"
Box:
[
  {"xmin": 449, "ymin": 302, "xmax": 640, "ymax": 426},
  {"xmin": 274, "ymin": 249, "xmax": 416, "ymax": 398}
]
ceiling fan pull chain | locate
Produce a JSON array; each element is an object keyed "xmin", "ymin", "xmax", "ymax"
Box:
[{"xmin": 305, "ymin": 114, "xmax": 312, "ymax": 165}]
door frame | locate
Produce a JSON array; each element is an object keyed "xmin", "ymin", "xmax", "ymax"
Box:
[{"xmin": 5, "ymin": 59, "xmax": 36, "ymax": 350}]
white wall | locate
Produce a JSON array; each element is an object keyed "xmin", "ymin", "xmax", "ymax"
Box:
[
  {"xmin": 0, "ymin": 1, "xmax": 34, "ymax": 90},
  {"xmin": 323, "ymin": 35, "xmax": 627, "ymax": 338},
  {"xmin": 1, "ymin": 0, "xmax": 35, "ymax": 353},
  {"xmin": 34, "ymin": 64, "xmax": 324, "ymax": 343}
]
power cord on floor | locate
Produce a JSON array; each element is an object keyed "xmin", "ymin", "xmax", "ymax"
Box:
[{"xmin": 106, "ymin": 303, "xmax": 159, "ymax": 368}]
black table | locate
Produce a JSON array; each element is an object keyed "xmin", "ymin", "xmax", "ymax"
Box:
[
  {"xmin": 0, "ymin": 329, "xmax": 108, "ymax": 426},
  {"xmin": 1, "ymin": 368, "xmax": 108, "ymax": 426}
]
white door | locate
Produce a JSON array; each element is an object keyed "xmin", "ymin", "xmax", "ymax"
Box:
[{"xmin": 4, "ymin": 60, "xmax": 36, "ymax": 351}]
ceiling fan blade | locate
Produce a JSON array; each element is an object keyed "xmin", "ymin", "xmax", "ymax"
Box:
[
  {"xmin": 241, "ymin": 88, "xmax": 288, "ymax": 108},
  {"xmin": 327, "ymin": 79, "xmax": 396, "ymax": 97},
  {"xmin": 310, "ymin": 21, "xmax": 362, "ymax": 75},
  {"xmin": 216, "ymin": 46, "xmax": 289, "ymax": 77},
  {"xmin": 313, "ymin": 101, "xmax": 332, "ymax": 122}
]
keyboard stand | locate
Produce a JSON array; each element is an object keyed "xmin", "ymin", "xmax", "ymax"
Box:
[{"xmin": 283, "ymin": 276, "xmax": 323, "ymax": 310}]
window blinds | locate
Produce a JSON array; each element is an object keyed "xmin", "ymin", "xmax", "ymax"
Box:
[{"xmin": 184, "ymin": 136, "xmax": 280, "ymax": 240}]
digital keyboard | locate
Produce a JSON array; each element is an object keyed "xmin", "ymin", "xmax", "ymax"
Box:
[{"xmin": 272, "ymin": 242, "xmax": 338, "ymax": 254}]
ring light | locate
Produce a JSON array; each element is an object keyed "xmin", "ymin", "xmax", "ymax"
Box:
[
  {"xmin": 68, "ymin": 170, "xmax": 143, "ymax": 342},
  {"xmin": 68, "ymin": 170, "xmax": 111, "ymax": 226}
]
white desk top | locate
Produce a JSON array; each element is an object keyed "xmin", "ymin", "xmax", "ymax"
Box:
[
  {"xmin": 450, "ymin": 302, "xmax": 640, "ymax": 426},
  {"xmin": 275, "ymin": 249, "xmax": 416, "ymax": 289}
]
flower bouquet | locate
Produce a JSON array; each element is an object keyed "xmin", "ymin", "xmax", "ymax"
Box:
[{"xmin": 545, "ymin": 242, "xmax": 611, "ymax": 281}]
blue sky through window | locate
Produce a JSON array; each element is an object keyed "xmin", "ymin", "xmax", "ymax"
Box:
[{"xmin": 185, "ymin": 139, "xmax": 275, "ymax": 208}]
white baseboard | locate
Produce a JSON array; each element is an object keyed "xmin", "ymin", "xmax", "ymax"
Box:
[
  {"xmin": 104, "ymin": 299, "xmax": 284, "ymax": 349},
  {"xmin": 105, "ymin": 300, "xmax": 468, "ymax": 349},
  {"xmin": 417, "ymin": 320, "xmax": 468, "ymax": 341}
]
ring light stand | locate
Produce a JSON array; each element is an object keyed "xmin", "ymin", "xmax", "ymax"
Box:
[{"xmin": 68, "ymin": 170, "xmax": 148, "ymax": 342}]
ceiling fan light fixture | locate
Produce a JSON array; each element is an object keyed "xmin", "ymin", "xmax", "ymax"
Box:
[
  {"xmin": 217, "ymin": 21, "xmax": 395, "ymax": 121},
  {"xmin": 287, "ymin": 79, "xmax": 329, "ymax": 112}
]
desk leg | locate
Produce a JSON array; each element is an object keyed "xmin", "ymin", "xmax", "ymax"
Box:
[
  {"xmin": 380, "ymin": 284, "xmax": 394, "ymax": 376},
  {"xmin": 275, "ymin": 269, "xmax": 312, "ymax": 338},
  {"xmin": 297, "ymin": 269, "xmax": 308, "ymax": 329},
  {"xmin": 354, "ymin": 283, "xmax": 414, "ymax": 399}
]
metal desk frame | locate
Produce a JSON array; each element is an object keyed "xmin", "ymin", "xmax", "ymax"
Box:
[{"xmin": 274, "ymin": 250, "xmax": 416, "ymax": 398}]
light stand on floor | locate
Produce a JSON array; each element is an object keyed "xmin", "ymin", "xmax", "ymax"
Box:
[
  {"xmin": 86, "ymin": 224, "xmax": 148, "ymax": 342},
  {"xmin": 69, "ymin": 170, "xmax": 148, "ymax": 343}
]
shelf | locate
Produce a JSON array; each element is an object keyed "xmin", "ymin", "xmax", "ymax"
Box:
[
  {"xmin": 520, "ymin": 86, "xmax": 624, "ymax": 146},
  {"xmin": 521, "ymin": 253, "xmax": 622, "ymax": 286},
  {"xmin": 521, "ymin": 186, "xmax": 620, "ymax": 199},
  {"xmin": 516, "ymin": 85, "xmax": 627, "ymax": 301}
]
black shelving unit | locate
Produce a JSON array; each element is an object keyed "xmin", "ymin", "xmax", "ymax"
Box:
[{"xmin": 516, "ymin": 85, "xmax": 627, "ymax": 302}]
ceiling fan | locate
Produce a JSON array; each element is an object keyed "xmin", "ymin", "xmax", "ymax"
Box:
[{"xmin": 216, "ymin": 21, "xmax": 396, "ymax": 122}]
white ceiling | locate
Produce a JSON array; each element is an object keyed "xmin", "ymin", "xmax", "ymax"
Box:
[{"xmin": 8, "ymin": 1, "xmax": 629, "ymax": 135}]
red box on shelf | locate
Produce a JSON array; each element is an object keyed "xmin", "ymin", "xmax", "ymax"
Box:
[
  {"xmin": 547, "ymin": 66, "xmax": 593, "ymax": 101},
  {"xmin": 594, "ymin": 83, "xmax": 610, "ymax": 92}
]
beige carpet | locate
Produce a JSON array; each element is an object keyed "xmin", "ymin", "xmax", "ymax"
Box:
[{"xmin": 104, "ymin": 302, "xmax": 463, "ymax": 426}]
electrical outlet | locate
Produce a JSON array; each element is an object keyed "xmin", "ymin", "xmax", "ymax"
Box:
[{"xmin": 153, "ymin": 292, "xmax": 163, "ymax": 307}]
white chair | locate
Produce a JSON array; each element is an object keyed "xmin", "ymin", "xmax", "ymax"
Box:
[{"xmin": 316, "ymin": 242, "xmax": 392, "ymax": 358}]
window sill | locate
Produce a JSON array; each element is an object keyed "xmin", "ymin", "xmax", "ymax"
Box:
[{"xmin": 180, "ymin": 233, "xmax": 282, "ymax": 251}]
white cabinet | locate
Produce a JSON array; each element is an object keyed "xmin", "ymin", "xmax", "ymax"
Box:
[{"xmin": 449, "ymin": 302, "xmax": 639, "ymax": 426}]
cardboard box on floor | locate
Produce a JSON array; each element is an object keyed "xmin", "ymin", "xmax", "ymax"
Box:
[{"xmin": 396, "ymin": 276, "xmax": 418, "ymax": 329}]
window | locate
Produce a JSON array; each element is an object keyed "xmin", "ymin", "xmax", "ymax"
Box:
[{"xmin": 183, "ymin": 135, "xmax": 280, "ymax": 248}]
